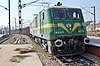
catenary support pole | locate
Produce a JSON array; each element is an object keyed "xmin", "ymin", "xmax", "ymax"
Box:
[
  {"xmin": 18, "ymin": 0, "xmax": 22, "ymax": 44},
  {"xmin": 8, "ymin": 0, "xmax": 11, "ymax": 35}
]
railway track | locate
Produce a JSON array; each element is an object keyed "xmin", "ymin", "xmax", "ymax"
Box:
[
  {"xmin": 14, "ymin": 37, "xmax": 27, "ymax": 44},
  {"xmin": 14, "ymin": 37, "xmax": 20, "ymax": 44},
  {"xmin": 0, "ymin": 34, "xmax": 12, "ymax": 44},
  {"xmin": 30, "ymin": 37, "xmax": 95, "ymax": 66},
  {"xmin": 34, "ymin": 42, "xmax": 96, "ymax": 66},
  {"xmin": 56, "ymin": 55, "xmax": 95, "ymax": 66}
]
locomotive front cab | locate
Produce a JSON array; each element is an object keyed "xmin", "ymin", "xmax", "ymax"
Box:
[
  {"xmin": 49, "ymin": 7, "xmax": 87, "ymax": 56},
  {"xmin": 50, "ymin": 7, "xmax": 86, "ymax": 35}
]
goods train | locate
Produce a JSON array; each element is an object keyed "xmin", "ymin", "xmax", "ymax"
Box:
[
  {"xmin": 11, "ymin": 27, "xmax": 30, "ymax": 36},
  {"xmin": 30, "ymin": 2, "xmax": 90, "ymax": 56}
]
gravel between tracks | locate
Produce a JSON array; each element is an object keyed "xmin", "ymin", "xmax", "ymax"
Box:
[
  {"xmin": 82, "ymin": 53, "xmax": 100, "ymax": 65},
  {"xmin": 31, "ymin": 41, "xmax": 61, "ymax": 66}
]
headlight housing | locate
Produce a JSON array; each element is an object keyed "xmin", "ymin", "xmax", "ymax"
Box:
[
  {"xmin": 84, "ymin": 37, "xmax": 90, "ymax": 44},
  {"xmin": 54, "ymin": 39, "xmax": 63, "ymax": 47}
]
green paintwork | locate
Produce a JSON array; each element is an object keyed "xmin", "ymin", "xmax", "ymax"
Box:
[{"xmin": 30, "ymin": 6, "xmax": 87, "ymax": 37}]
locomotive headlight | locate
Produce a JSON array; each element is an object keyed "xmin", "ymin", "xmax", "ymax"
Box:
[
  {"xmin": 54, "ymin": 39, "xmax": 63, "ymax": 47},
  {"xmin": 84, "ymin": 37, "xmax": 90, "ymax": 44}
]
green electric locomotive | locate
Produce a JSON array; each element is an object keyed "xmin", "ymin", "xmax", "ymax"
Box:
[{"xmin": 30, "ymin": 3, "xmax": 90, "ymax": 56}]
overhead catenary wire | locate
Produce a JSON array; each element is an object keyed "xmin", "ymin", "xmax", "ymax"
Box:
[
  {"xmin": 80, "ymin": 6, "xmax": 94, "ymax": 15},
  {"xmin": 85, "ymin": 0, "xmax": 96, "ymax": 7},
  {"xmin": 0, "ymin": 4, "xmax": 9, "ymax": 19},
  {"xmin": 0, "ymin": 4, "xmax": 9, "ymax": 10},
  {"xmin": 22, "ymin": 0, "xmax": 40, "ymax": 8},
  {"xmin": 22, "ymin": 0, "xmax": 50, "ymax": 24},
  {"xmin": 0, "ymin": 10, "xmax": 7, "ymax": 18}
]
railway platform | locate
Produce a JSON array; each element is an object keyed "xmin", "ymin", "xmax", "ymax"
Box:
[
  {"xmin": 0, "ymin": 44, "xmax": 43, "ymax": 66},
  {"xmin": 86, "ymin": 36, "xmax": 100, "ymax": 57},
  {"xmin": 87, "ymin": 36, "xmax": 100, "ymax": 47}
]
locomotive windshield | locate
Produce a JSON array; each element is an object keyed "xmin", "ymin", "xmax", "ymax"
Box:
[
  {"xmin": 51, "ymin": 8, "xmax": 82, "ymax": 19},
  {"xmin": 66, "ymin": 9, "xmax": 82, "ymax": 19},
  {"xmin": 52, "ymin": 8, "xmax": 65, "ymax": 19}
]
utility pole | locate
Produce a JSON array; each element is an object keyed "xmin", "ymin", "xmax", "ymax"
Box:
[
  {"xmin": 8, "ymin": 0, "xmax": 11, "ymax": 35},
  {"xmin": 18, "ymin": 0, "xmax": 22, "ymax": 33},
  {"xmin": 92, "ymin": 6, "xmax": 96, "ymax": 36},
  {"xmin": 18, "ymin": 0, "xmax": 22, "ymax": 44}
]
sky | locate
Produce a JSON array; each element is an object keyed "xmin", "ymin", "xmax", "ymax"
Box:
[{"xmin": 0, "ymin": 0, "xmax": 100, "ymax": 29}]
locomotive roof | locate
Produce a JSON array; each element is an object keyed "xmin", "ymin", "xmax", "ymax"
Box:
[{"xmin": 48, "ymin": 6, "xmax": 81, "ymax": 9}]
